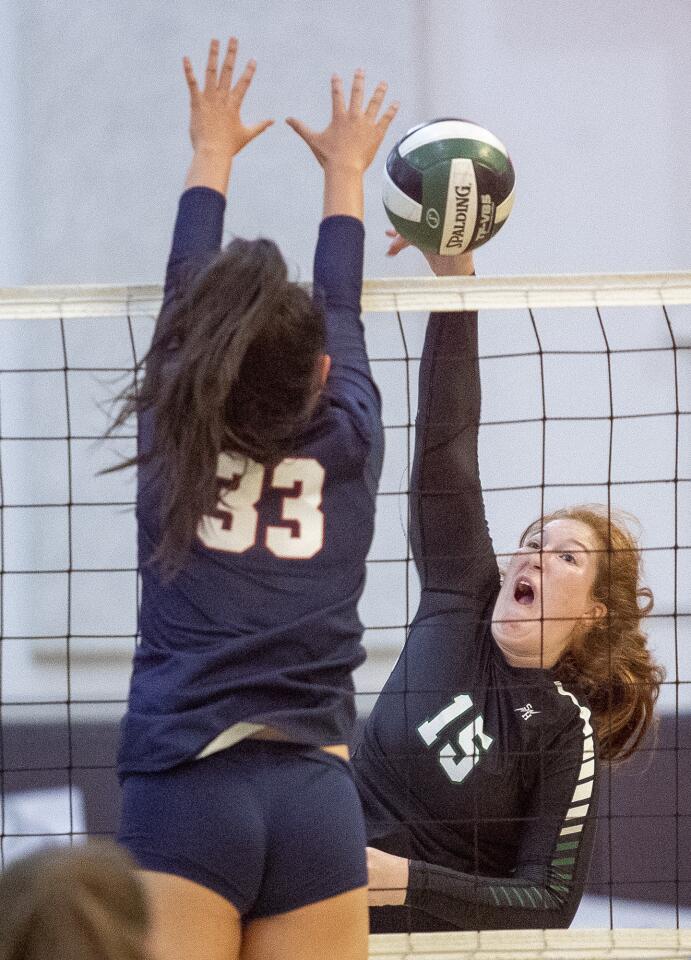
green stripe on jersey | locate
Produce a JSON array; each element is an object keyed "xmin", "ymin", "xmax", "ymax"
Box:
[{"xmin": 557, "ymin": 841, "xmax": 579, "ymax": 852}]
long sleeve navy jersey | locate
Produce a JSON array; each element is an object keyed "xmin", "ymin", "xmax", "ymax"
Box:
[
  {"xmin": 351, "ymin": 309, "xmax": 599, "ymax": 931},
  {"xmin": 118, "ymin": 188, "xmax": 384, "ymax": 777}
]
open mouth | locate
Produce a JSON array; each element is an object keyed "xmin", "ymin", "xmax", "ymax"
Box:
[{"xmin": 514, "ymin": 578, "xmax": 535, "ymax": 605}]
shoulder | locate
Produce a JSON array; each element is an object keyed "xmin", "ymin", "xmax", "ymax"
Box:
[
  {"xmin": 551, "ymin": 680, "xmax": 594, "ymax": 725},
  {"xmin": 299, "ymin": 397, "xmax": 381, "ymax": 474},
  {"xmin": 542, "ymin": 680, "xmax": 596, "ymax": 754},
  {"xmin": 322, "ymin": 385, "xmax": 383, "ymax": 453}
]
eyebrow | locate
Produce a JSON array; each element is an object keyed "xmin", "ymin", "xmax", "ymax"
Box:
[{"xmin": 533, "ymin": 535, "xmax": 592, "ymax": 554}]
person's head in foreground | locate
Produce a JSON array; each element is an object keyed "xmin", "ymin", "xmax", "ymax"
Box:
[
  {"xmin": 491, "ymin": 504, "xmax": 664, "ymax": 761},
  {"xmin": 0, "ymin": 842, "xmax": 149, "ymax": 960}
]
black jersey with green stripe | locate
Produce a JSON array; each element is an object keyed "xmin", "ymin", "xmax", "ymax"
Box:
[{"xmin": 351, "ymin": 309, "xmax": 599, "ymax": 931}]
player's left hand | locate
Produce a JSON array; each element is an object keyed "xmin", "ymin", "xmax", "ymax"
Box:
[
  {"xmin": 366, "ymin": 846, "xmax": 409, "ymax": 907},
  {"xmin": 286, "ymin": 70, "xmax": 398, "ymax": 174}
]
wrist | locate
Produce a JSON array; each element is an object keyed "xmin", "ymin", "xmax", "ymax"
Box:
[
  {"xmin": 322, "ymin": 167, "xmax": 364, "ymax": 220},
  {"xmin": 426, "ymin": 251, "xmax": 475, "ymax": 277},
  {"xmin": 323, "ymin": 158, "xmax": 366, "ymax": 177},
  {"xmin": 185, "ymin": 148, "xmax": 233, "ymax": 195}
]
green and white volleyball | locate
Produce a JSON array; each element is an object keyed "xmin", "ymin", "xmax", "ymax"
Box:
[{"xmin": 383, "ymin": 118, "xmax": 516, "ymax": 255}]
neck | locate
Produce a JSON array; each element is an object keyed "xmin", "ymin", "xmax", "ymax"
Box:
[{"xmin": 494, "ymin": 638, "xmax": 557, "ymax": 670}]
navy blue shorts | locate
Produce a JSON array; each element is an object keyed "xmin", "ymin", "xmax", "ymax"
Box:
[{"xmin": 118, "ymin": 740, "xmax": 367, "ymax": 919}]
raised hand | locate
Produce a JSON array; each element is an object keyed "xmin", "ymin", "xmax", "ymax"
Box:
[
  {"xmin": 385, "ymin": 228, "xmax": 412, "ymax": 257},
  {"xmin": 183, "ymin": 37, "xmax": 273, "ymax": 193},
  {"xmin": 385, "ymin": 228, "xmax": 475, "ymax": 277},
  {"xmin": 286, "ymin": 70, "xmax": 398, "ymax": 174}
]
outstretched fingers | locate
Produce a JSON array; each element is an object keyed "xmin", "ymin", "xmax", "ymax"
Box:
[
  {"xmin": 349, "ymin": 68, "xmax": 365, "ymax": 113},
  {"xmin": 377, "ymin": 99, "xmax": 400, "ymax": 135},
  {"xmin": 246, "ymin": 118, "xmax": 275, "ymax": 144},
  {"xmin": 203, "ymin": 38, "xmax": 220, "ymax": 93},
  {"xmin": 331, "ymin": 74, "xmax": 346, "ymax": 116},
  {"xmin": 385, "ymin": 229, "xmax": 410, "ymax": 257},
  {"xmin": 285, "ymin": 116, "xmax": 324, "ymax": 164},
  {"xmin": 365, "ymin": 80, "xmax": 388, "ymax": 120},
  {"xmin": 232, "ymin": 58, "xmax": 257, "ymax": 103},
  {"xmin": 285, "ymin": 116, "xmax": 315, "ymax": 147},
  {"xmin": 182, "ymin": 56, "xmax": 199, "ymax": 99},
  {"xmin": 218, "ymin": 36, "xmax": 238, "ymax": 95}
]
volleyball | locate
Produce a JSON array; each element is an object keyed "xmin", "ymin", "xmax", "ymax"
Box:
[{"xmin": 382, "ymin": 118, "xmax": 516, "ymax": 255}]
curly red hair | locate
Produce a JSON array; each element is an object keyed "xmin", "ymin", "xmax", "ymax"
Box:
[{"xmin": 520, "ymin": 505, "xmax": 665, "ymax": 762}]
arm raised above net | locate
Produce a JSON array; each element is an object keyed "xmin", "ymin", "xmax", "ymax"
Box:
[
  {"xmin": 290, "ymin": 71, "xmax": 398, "ymax": 446},
  {"xmin": 156, "ymin": 38, "xmax": 274, "ymax": 340},
  {"xmin": 407, "ymin": 245, "xmax": 499, "ymax": 611}
]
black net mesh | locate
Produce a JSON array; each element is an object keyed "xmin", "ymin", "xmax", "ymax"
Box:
[{"xmin": 0, "ymin": 277, "xmax": 689, "ymax": 935}]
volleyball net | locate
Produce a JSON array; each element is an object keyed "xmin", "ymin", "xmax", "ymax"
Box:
[
  {"xmin": 0, "ymin": 273, "xmax": 689, "ymax": 954},
  {"xmin": 370, "ymin": 927, "xmax": 691, "ymax": 959}
]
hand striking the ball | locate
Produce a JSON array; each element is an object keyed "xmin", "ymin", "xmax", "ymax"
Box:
[{"xmin": 386, "ymin": 229, "xmax": 475, "ymax": 277}]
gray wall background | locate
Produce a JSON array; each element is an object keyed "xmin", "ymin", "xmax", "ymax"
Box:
[
  {"xmin": 3, "ymin": 0, "xmax": 688, "ymax": 701},
  {"xmin": 1, "ymin": 0, "xmax": 690, "ymax": 925},
  {"xmin": 1, "ymin": 0, "xmax": 690, "ymax": 285}
]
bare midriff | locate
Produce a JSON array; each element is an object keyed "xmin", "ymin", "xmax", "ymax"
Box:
[{"xmin": 246, "ymin": 725, "xmax": 350, "ymax": 760}]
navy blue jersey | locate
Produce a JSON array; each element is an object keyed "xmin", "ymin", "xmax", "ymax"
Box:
[
  {"xmin": 352, "ymin": 309, "xmax": 599, "ymax": 931},
  {"xmin": 118, "ymin": 188, "xmax": 383, "ymax": 777}
]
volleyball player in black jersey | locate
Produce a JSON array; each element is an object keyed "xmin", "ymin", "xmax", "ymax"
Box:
[
  {"xmin": 113, "ymin": 38, "xmax": 397, "ymax": 960},
  {"xmin": 352, "ymin": 235, "xmax": 664, "ymax": 932}
]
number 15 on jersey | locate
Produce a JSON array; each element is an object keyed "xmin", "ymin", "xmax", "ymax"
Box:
[{"xmin": 197, "ymin": 452, "xmax": 325, "ymax": 560}]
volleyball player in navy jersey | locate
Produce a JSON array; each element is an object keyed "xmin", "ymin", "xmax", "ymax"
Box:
[
  {"xmin": 352, "ymin": 235, "xmax": 663, "ymax": 932},
  {"xmin": 113, "ymin": 38, "xmax": 397, "ymax": 960}
]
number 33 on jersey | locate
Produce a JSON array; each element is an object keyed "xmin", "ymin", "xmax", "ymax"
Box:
[{"xmin": 197, "ymin": 452, "xmax": 326, "ymax": 560}]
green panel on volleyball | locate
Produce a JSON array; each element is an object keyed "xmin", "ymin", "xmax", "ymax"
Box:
[
  {"xmin": 405, "ymin": 139, "xmax": 511, "ymax": 178},
  {"xmin": 385, "ymin": 208, "xmax": 441, "ymax": 252}
]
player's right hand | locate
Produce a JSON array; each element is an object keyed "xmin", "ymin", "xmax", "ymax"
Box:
[
  {"xmin": 286, "ymin": 70, "xmax": 398, "ymax": 174},
  {"xmin": 386, "ymin": 229, "xmax": 475, "ymax": 277},
  {"xmin": 183, "ymin": 37, "xmax": 273, "ymax": 160}
]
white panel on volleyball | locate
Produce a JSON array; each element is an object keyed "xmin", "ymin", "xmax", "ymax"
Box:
[
  {"xmin": 381, "ymin": 168, "xmax": 422, "ymax": 223},
  {"xmin": 398, "ymin": 119, "xmax": 510, "ymax": 157},
  {"xmin": 440, "ymin": 158, "xmax": 478, "ymax": 253},
  {"xmin": 494, "ymin": 185, "xmax": 516, "ymax": 224}
]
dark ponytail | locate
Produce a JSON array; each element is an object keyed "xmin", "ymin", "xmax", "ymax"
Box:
[{"xmin": 109, "ymin": 238, "xmax": 325, "ymax": 576}]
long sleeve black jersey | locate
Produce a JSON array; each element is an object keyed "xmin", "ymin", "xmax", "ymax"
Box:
[{"xmin": 351, "ymin": 309, "xmax": 599, "ymax": 931}]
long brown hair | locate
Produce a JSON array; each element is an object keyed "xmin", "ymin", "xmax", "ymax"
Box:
[
  {"xmin": 109, "ymin": 237, "xmax": 325, "ymax": 577},
  {"xmin": 0, "ymin": 843, "xmax": 149, "ymax": 960},
  {"xmin": 520, "ymin": 505, "xmax": 664, "ymax": 763}
]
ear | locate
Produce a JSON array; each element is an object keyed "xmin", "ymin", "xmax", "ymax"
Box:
[
  {"xmin": 318, "ymin": 353, "xmax": 331, "ymax": 388},
  {"xmin": 587, "ymin": 601, "xmax": 607, "ymax": 625}
]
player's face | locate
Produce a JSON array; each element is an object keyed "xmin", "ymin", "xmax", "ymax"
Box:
[{"xmin": 491, "ymin": 518, "xmax": 606, "ymax": 669}]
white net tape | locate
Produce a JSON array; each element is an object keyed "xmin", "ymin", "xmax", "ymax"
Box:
[
  {"xmin": 1, "ymin": 271, "xmax": 691, "ymax": 318},
  {"xmin": 369, "ymin": 928, "xmax": 691, "ymax": 960}
]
